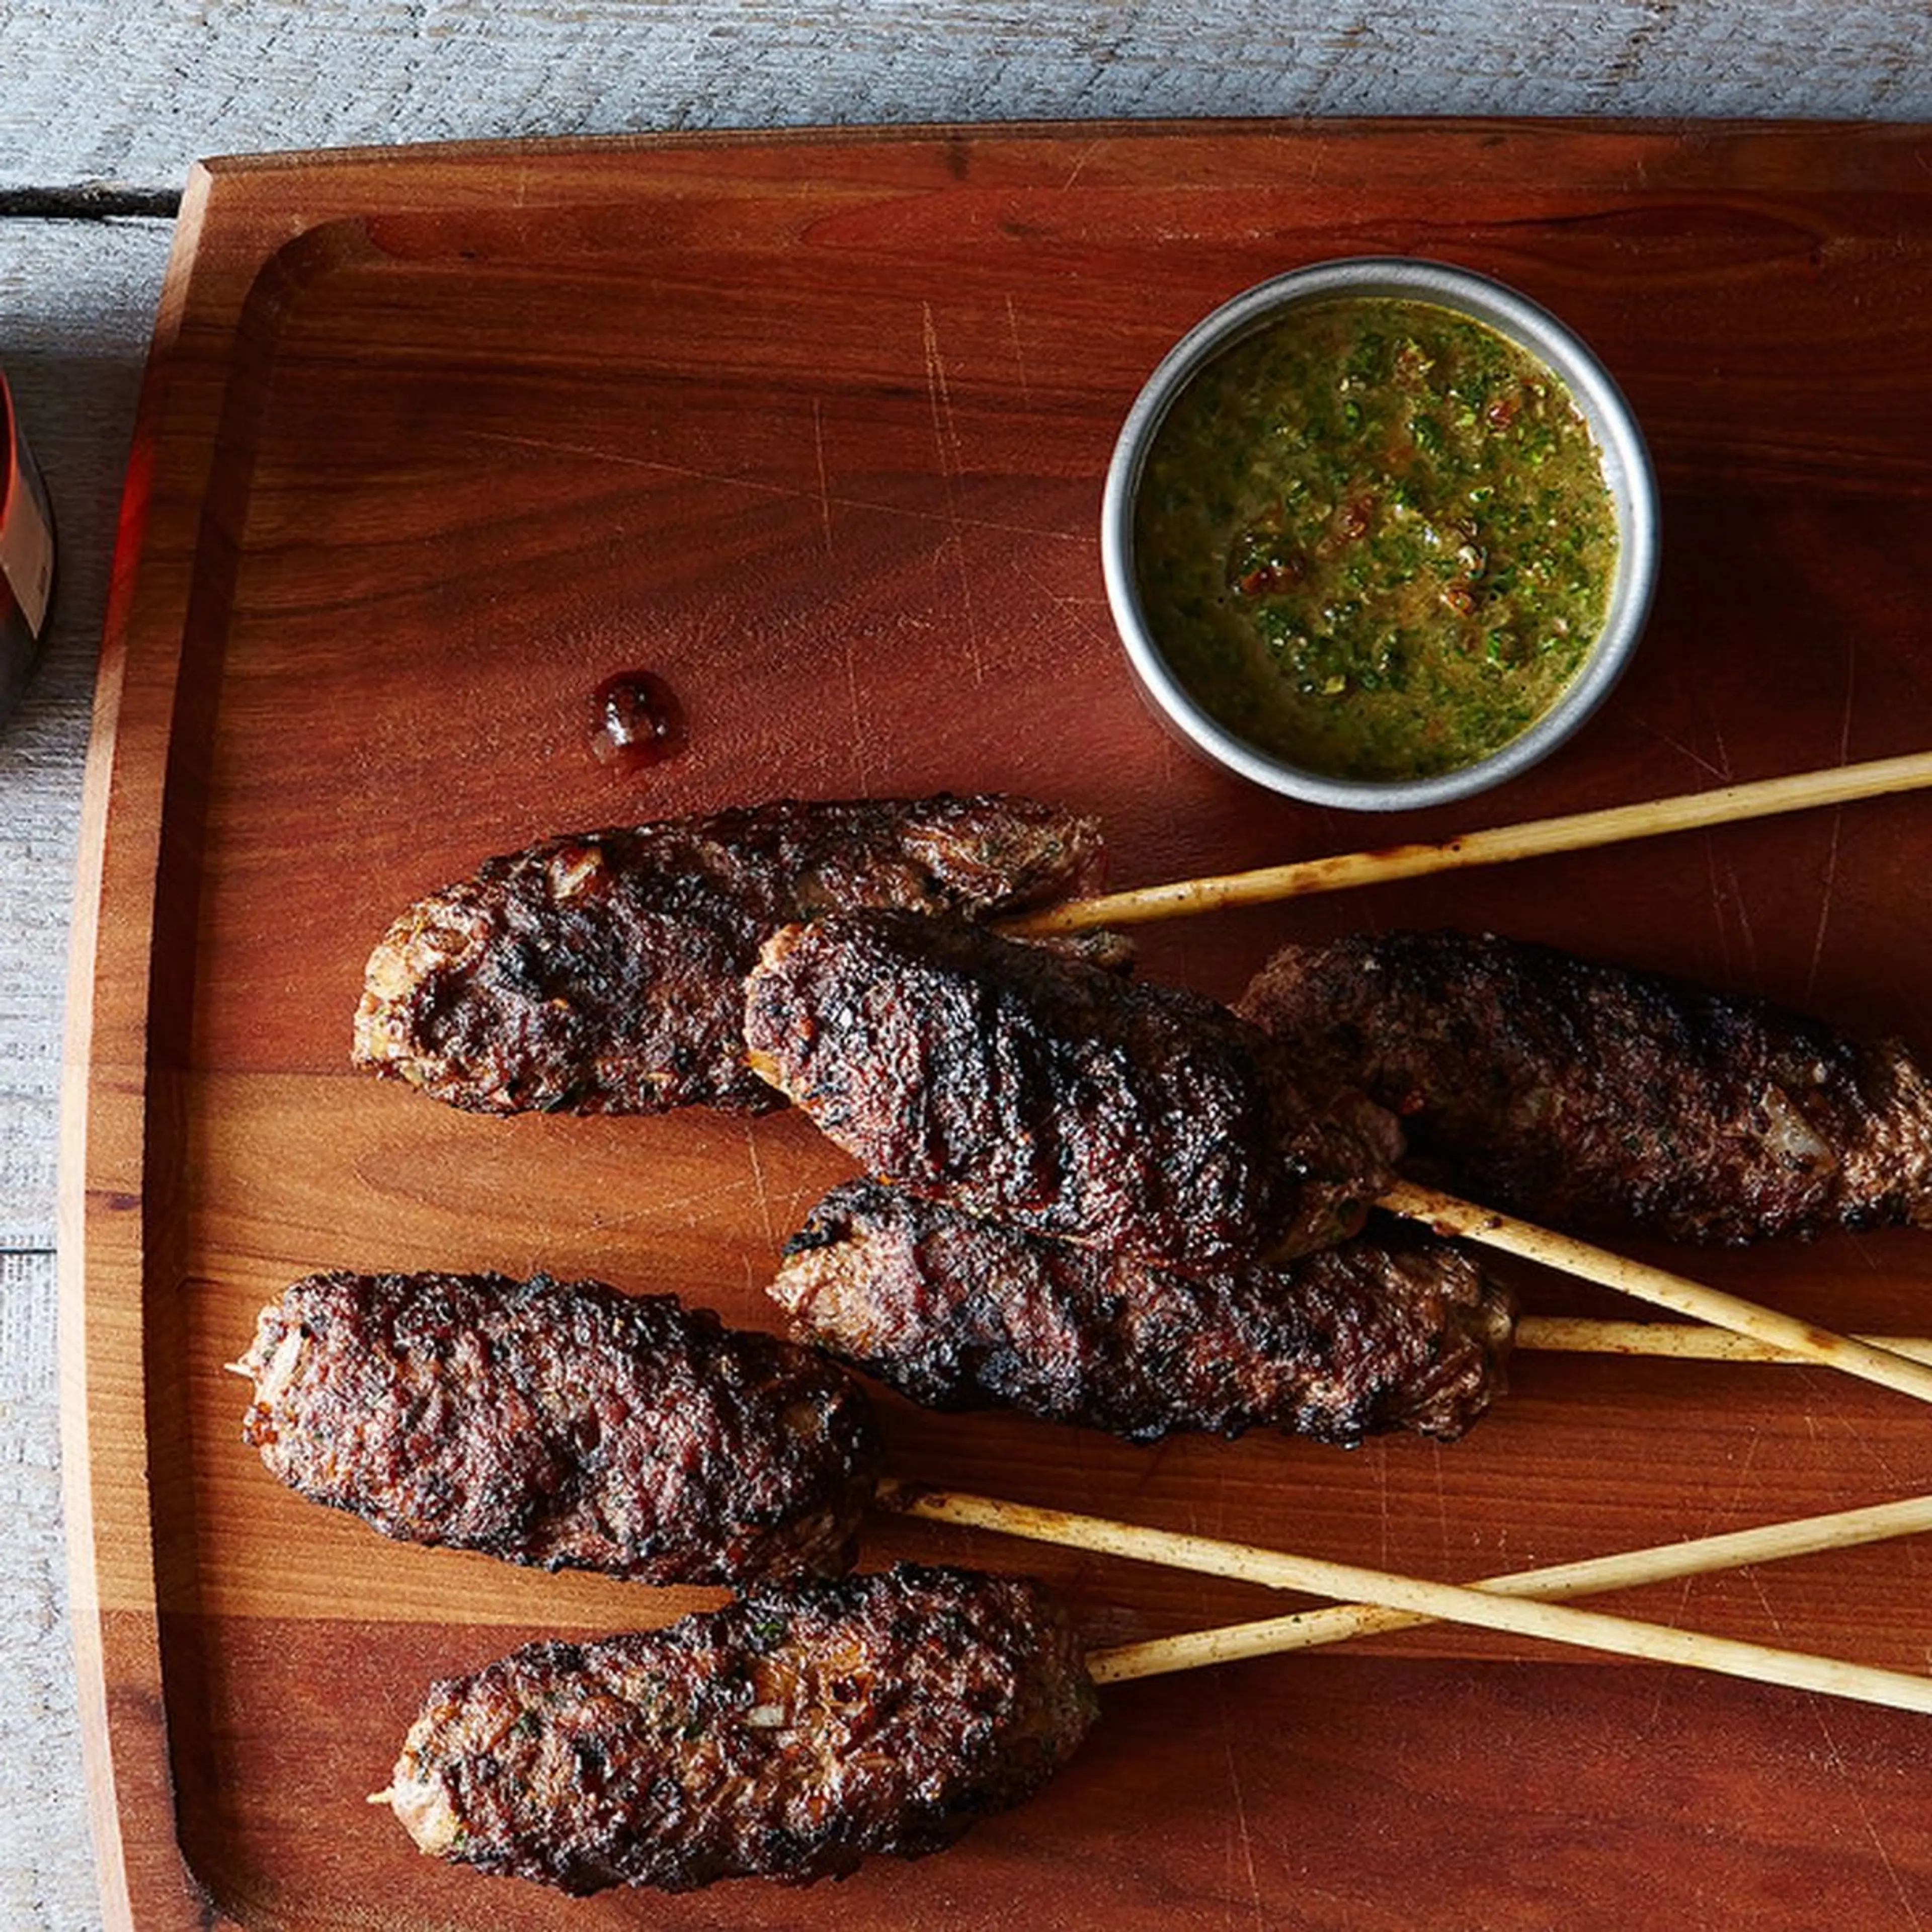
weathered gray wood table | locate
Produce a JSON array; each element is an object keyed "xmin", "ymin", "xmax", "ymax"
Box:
[{"xmin": 4, "ymin": 6, "xmax": 1929, "ymax": 1926}]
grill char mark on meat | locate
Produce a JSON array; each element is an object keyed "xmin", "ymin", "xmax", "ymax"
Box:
[
  {"xmin": 1240, "ymin": 928, "xmax": 1932, "ymax": 1246},
  {"xmin": 385, "ymin": 1563, "xmax": 1099, "ymax": 1894},
  {"xmin": 236, "ymin": 1271, "xmax": 881, "ymax": 1584},
  {"xmin": 771, "ymin": 1180, "xmax": 1512, "ymax": 1445},
  {"xmin": 353, "ymin": 793, "xmax": 1106, "ymax": 1116},
  {"xmin": 743, "ymin": 909, "xmax": 1401, "ymax": 1272}
]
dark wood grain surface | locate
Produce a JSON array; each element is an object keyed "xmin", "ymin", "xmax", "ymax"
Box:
[{"xmin": 63, "ymin": 123, "xmax": 1932, "ymax": 1928}]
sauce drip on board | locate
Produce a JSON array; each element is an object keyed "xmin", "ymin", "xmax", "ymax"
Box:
[{"xmin": 591, "ymin": 669, "xmax": 687, "ymax": 775}]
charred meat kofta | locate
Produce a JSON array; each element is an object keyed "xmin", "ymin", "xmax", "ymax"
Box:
[
  {"xmin": 354, "ymin": 792, "xmax": 1105, "ymax": 1116},
  {"xmin": 744, "ymin": 908, "xmax": 1401, "ymax": 1271},
  {"xmin": 234, "ymin": 1270, "xmax": 881, "ymax": 1585},
  {"xmin": 1240, "ymin": 928, "xmax": 1932, "ymax": 1245},
  {"xmin": 771, "ymin": 1179, "xmax": 1512, "ymax": 1445},
  {"xmin": 382, "ymin": 1563, "xmax": 1099, "ymax": 1894}
]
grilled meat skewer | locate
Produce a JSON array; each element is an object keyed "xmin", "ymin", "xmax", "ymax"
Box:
[
  {"xmin": 378, "ymin": 1507, "xmax": 1932, "ymax": 1895},
  {"xmin": 383, "ymin": 1562, "xmax": 1098, "ymax": 1895},
  {"xmin": 234, "ymin": 1271, "xmax": 880, "ymax": 1584},
  {"xmin": 744, "ymin": 908, "xmax": 1402, "ymax": 1271},
  {"xmin": 772, "ymin": 1180, "xmax": 1513, "ymax": 1445},
  {"xmin": 1240, "ymin": 928, "xmax": 1932, "ymax": 1246},
  {"xmin": 353, "ymin": 792, "xmax": 1105, "ymax": 1116}
]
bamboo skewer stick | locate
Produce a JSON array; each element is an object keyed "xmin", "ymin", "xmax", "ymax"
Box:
[
  {"xmin": 1377, "ymin": 1178, "xmax": 1932, "ymax": 1406},
  {"xmin": 1517, "ymin": 1316, "xmax": 1932, "ymax": 1365},
  {"xmin": 1004, "ymin": 749, "xmax": 1932, "ymax": 936},
  {"xmin": 882, "ymin": 1485, "xmax": 1932, "ymax": 1713},
  {"xmin": 364, "ymin": 1489, "xmax": 1932, "ymax": 1812},
  {"xmin": 1083, "ymin": 1493, "xmax": 1932, "ymax": 1683}
]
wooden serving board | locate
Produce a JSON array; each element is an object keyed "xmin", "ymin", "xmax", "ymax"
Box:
[{"xmin": 61, "ymin": 122, "xmax": 1932, "ymax": 1930}]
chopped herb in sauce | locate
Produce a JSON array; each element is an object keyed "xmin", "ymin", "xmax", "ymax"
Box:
[{"xmin": 1134, "ymin": 295, "xmax": 1619, "ymax": 782}]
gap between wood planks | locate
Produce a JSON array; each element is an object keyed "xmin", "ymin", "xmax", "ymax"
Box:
[{"xmin": 0, "ymin": 187, "xmax": 182, "ymax": 221}]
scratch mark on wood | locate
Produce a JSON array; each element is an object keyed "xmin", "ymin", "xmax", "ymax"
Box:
[
  {"xmin": 840, "ymin": 621, "xmax": 868, "ymax": 788},
  {"xmin": 1214, "ymin": 1676, "xmax": 1266, "ymax": 1930},
  {"xmin": 1060, "ymin": 138, "xmax": 1104, "ymax": 192},
  {"xmin": 1007, "ymin": 551, "xmax": 1115, "ymax": 657},
  {"xmin": 1804, "ymin": 810, "xmax": 1846, "ymax": 1006},
  {"xmin": 922, "ymin": 300, "xmax": 963, "ymax": 476},
  {"xmin": 467, "ymin": 426, "xmax": 797, "ymax": 484},
  {"xmin": 1430, "ymin": 1438, "xmax": 1451, "ymax": 1568},
  {"xmin": 1805, "ymin": 1702, "xmax": 1924, "ymax": 1927},
  {"xmin": 1706, "ymin": 711, "xmax": 1735, "ymax": 792},
  {"xmin": 921, "ymin": 299, "xmax": 986, "ymax": 687},
  {"xmin": 740, "ymin": 1121, "xmax": 777, "ymax": 1254},
  {"xmin": 1805, "ymin": 652, "xmax": 1857, "ymax": 1002},
  {"xmin": 1739, "ymin": 1560, "xmax": 1790, "ymax": 1650},
  {"xmin": 810, "ymin": 397, "xmax": 835, "ymax": 558},
  {"xmin": 1625, "ymin": 705, "xmax": 1730, "ymax": 782},
  {"xmin": 1005, "ymin": 293, "xmax": 1033, "ymax": 405},
  {"xmin": 465, "ymin": 425, "xmax": 1081, "ymax": 544},
  {"xmin": 1642, "ymin": 1665, "xmax": 1673, "ymax": 1733},
  {"xmin": 1720, "ymin": 1421, "xmax": 1801, "ymax": 1646},
  {"xmin": 1791, "ymin": 1374, "xmax": 1928, "ymax": 1503},
  {"xmin": 1705, "ymin": 850, "xmax": 1762, "ymax": 994}
]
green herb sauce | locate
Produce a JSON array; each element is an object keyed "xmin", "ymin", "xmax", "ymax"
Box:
[{"xmin": 1133, "ymin": 295, "xmax": 1619, "ymax": 781}]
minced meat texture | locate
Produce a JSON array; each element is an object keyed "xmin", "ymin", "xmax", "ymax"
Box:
[
  {"xmin": 744, "ymin": 908, "xmax": 1401, "ymax": 1271},
  {"xmin": 1240, "ymin": 927, "xmax": 1932, "ymax": 1245},
  {"xmin": 353, "ymin": 792, "xmax": 1106, "ymax": 1115},
  {"xmin": 771, "ymin": 1180, "xmax": 1512, "ymax": 1445},
  {"xmin": 384, "ymin": 1563, "xmax": 1100, "ymax": 1894},
  {"xmin": 235, "ymin": 1271, "xmax": 881, "ymax": 1584}
]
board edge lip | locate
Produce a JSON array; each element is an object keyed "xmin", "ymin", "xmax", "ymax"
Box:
[{"xmin": 57, "ymin": 154, "xmax": 239, "ymax": 1932}]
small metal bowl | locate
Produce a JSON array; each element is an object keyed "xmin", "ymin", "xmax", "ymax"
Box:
[{"xmin": 1102, "ymin": 257, "xmax": 1659, "ymax": 812}]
